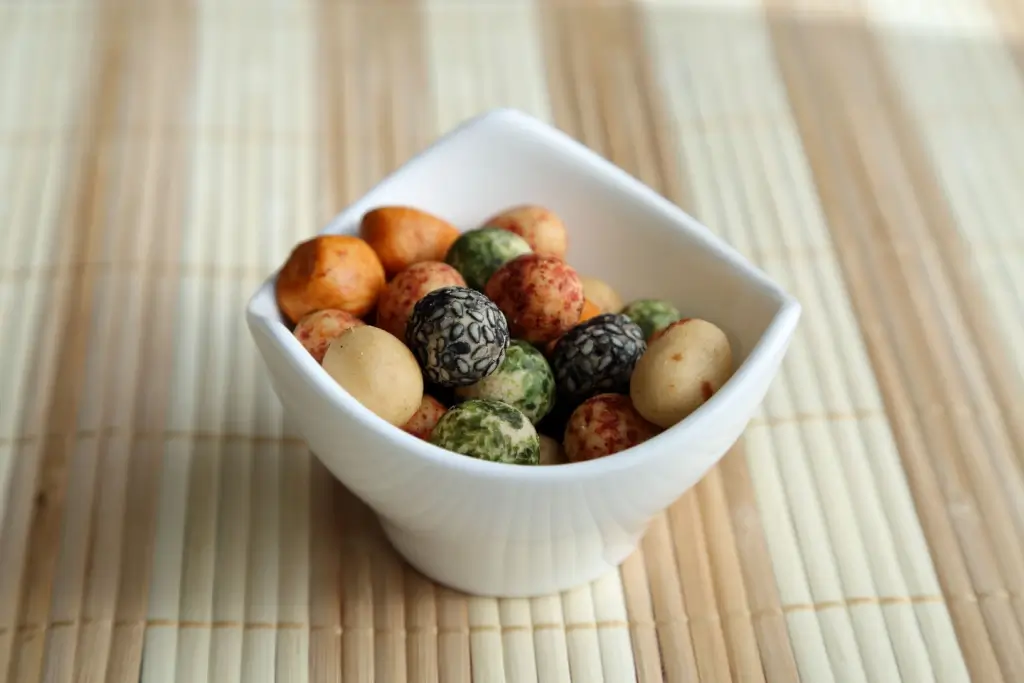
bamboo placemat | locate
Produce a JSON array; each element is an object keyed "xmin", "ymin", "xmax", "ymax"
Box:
[{"xmin": 1, "ymin": 0, "xmax": 1023, "ymax": 681}]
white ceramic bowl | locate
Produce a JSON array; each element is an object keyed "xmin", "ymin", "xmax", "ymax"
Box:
[{"xmin": 246, "ymin": 109, "xmax": 800, "ymax": 598}]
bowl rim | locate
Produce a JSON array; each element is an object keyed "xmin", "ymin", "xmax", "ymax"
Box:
[{"xmin": 246, "ymin": 108, "xmax": 802, "ymax": 481}]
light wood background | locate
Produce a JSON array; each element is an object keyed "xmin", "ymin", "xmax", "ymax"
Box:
[{"xmin": 1, "ymin": 0, "xmax": 1023, "ymax": 681}]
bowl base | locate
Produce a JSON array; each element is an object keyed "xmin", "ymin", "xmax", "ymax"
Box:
[{"xmin": 379, "ymin": 517, "xmax": 638, "ymax": 598}]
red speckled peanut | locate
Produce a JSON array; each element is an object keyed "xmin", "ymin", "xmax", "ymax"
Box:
[
  {"xmin": 485, "ymin": 254, "xmax": 584, "ymax": 344},
  {"xmin": 293, "ymin": 309, "xmax": 365, "ymax": 363},
  {"xmin": 563, "ymin": 394, "xmax": 660, "ymax": 462},
  {"xmin": 377, "ymin": 261, "xmax": 466, "ymax": 341},
  {"xmin": 485, "ymin": 205, "xmax": 568, "ymax": 258},
  {"xmin": 545, "ymin": 297, "xmax": 602, "ymax": 356},
  {"xmin": 401, "ymin": 395, "xmax": 448, "ymax": 440}
]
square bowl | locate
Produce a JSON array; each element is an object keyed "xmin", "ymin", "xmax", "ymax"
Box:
[{"xmin": 246, "ymin": 108, "xmax": 800, "ymax": 598}]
